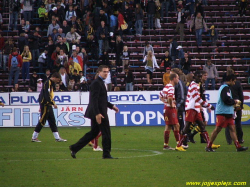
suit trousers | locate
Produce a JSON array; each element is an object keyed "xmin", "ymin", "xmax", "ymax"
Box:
[{"xmin": 71, "ymin": 117, "xmax": 111, "ymax": 157}]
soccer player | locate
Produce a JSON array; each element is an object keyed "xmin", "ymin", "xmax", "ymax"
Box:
[
  {"xmin": 159, "ymin": 73, "xmax": 183, "ymax": 150},
  {"xmin": 31, "ymin": 72, "xmax": 67, "ymax": 142},
  {"xmin": 206, "ymin": 74, "xmax": 248, "ymax": 152},
  {"xmin": 189, "ymin": 70, "xmax": 211, "ymax": 143},
  {"xmin": 176, "ymin": 71, "xmax": 216, "ymax": 151}
]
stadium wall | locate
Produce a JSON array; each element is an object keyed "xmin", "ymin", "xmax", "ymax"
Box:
[{"xmin": 0, "ymin": 91, "xmax": 250, "ymax": 127}]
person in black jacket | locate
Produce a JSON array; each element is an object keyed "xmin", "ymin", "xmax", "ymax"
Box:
[
  {"xmin": 69, "ymin": 65, "xmax": 119, "ymax": 159},
  {"xmin": 175, "ymin": 6, "xmax": 186, "ymax": 41},
  {"xmin": 28, "ymin": 31, "xmax": 41, "ymax": 67},
  {"xmin": 123, "ymin": 66, "xmax": 134, "ymax": 91},
  {"xmin": 124, "ymin": 4, "xmax": 133, "ymax": 35},
  {"xmin": 169, "ymin": 37, "xmax": 178, "ymax": 62},
  {"xmin": 31, "ymin": 72, "xmax": 67, "ymax": 142},
  {"xmin": 18, "ymin": 33, "xmax": 28, "ymax": 54},
  {"xmin": 146, "ymin": 0, "xmax": 156, "ymax": 29},
  {"xmin": 225, "ymin": 74, "xmax": 245, "ymax": 144},
  {"xmin": 161, "ymin": 51, "xmax": 172, "ymax": 70},
  {"xmin": 180, "ymin": 52, "xmax": 191, "ymax": 75},
  {"xmin": 96, "ymin": 21, "xmax": 109, "ymax": 57}
]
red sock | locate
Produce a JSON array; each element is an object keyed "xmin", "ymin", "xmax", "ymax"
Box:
[
  {"xmin": 93, "ymin": 132, "xmax": 102, "ymax": 149},
  {"xmin": 173, "ymin": 130, "xmax": 180, "ymax": 142},
  {"xmin": 207, "ymin": 141, "xmax": 213, "ymax": 148},
  {"xmin": 234, "ymin": 140, "xmax": 241, "ymax": 149},
  {"xmin": 164, "ymin": 131, "xmax": 170, "ymax": 145},
  {"xmin": 177, "ymin": 134, "xmax": 187, "ymax": 147},
  {"xmin": 201, "ymin": 131, "xmax": 210, "ymax": 143}
]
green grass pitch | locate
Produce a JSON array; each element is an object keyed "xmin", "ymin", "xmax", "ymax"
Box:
[{"xmin": 0, "ymin": 126, "xmax": 249, "ymax": 187}]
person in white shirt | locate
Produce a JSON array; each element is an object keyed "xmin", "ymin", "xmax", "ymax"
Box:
[
  {"xmin": 104, "ymin": 72, "xmax": 112, "ymax": 91},
  {"xmin": 59, "ymin": 67, "xmax": 69, "ymax": 87}
]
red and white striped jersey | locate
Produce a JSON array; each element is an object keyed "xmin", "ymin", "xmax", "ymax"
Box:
[
  {"xmin": 185, "ymin": 81, "xmax": 211, "ymax": 112},
  {"xmin": 159, "ymin": 83, "xmax": 176, "ymax": 108}
]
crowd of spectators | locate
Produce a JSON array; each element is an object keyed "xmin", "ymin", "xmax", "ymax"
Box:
[{"xmin": 0, "ymin": 0, "xmax": 248, "ymax": 92}]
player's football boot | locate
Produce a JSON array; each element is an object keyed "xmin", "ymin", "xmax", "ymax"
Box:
[
  {"xmin": 55, "ymin": 138, "xmax": 67, "ymax": 142},
  {"xmin": 211, "ymin": 144, "xmax": 220, "ymax": 149},
  {"xmin": 93, "ymin": 146, "xmax": 103, "ymax": 151},
  {"xmin": 237, "ymin": 146, "xmax": 248, "ymax": 152},
  {"xmin": 163, "ymin": 145, "xmax": 174, "ymax": 150},
  {"xmin": 205, "ymin": 147, "xmax": 215, "ymax": 152},
  {"xmin": 31, "ymin": 138, "xmax": 41, "ymax": 142},
  {"xmin": 175, "ymin": 146, "xmax": 186, "ymax": 151}
]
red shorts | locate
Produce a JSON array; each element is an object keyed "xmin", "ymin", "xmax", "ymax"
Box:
[
  {"xmin": 216, "ymin": 115, "xmax": 234, "ymax": 128},
  {"xmin": 185, "ymin": 109, "xmax": 203, "ymax": 123},
  {"xmin": 164, "ymin": 107, "xmax": 178, "ymax": 125}
]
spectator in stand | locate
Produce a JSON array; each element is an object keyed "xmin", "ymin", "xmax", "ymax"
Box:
[
  {"xmin": 56, "ymin": 37, "xmax": 68, "ymax": 54},
  {"xmin": 177, "ymin": 45, "xmax": 184, "ymax": 59},
  {"xmin": 47, "ymin": 19, "xmax": 60, "ymax": 36},
  {"xmin": 96, "ymin": 21, "xmax": 109, "ymax": 57},
  {"xmin": 68, "ymin": 59, "xmax": 82, "ymax": 75},
  {"xmin": 160, "ymin": 0, "xmax": 170, "ymax": 23},
  {"xmin": 28, "ymin": 31, "xmax": 41, "ymax": 68},
  {"xmin": 23, "ymin": 20, "xmax": 31, "ymax": 34},
  {"xmin": 70, "ymin": 50, "xmax": 83, "ymax": 70},
  {"xmin": 190, "ymin": 12, "xmax": 207, "ymax": 49},
  {"xmin": 100, "ymin": 51, "xmax": 109, "ymax": 66},
  {"xmin": 203, "ymin": 58, "xmax": 218, "ymax": 90},
  {"xmin": 180, "ymin": 52, "xmax": 191, "ymax": 75},
  {"xmin": 146, "ymin": 0, "xmax": 156, "ymax": 29},
  {"xmin": 57, "ymin": 49, "xmax": 68, "ymax": 66},
  {"xmin": 37, "ymin": 78, "xmax": 43, "ymax": 92},
  {"xmin": 176, "ymin": 5, "xmax": 186, "ymax": 41},
  {"xmin": 143, "ymin": 50, "xmax": 159, "ymax": 86},
  {"xmin": 45, "ymin": 0, "xmax": 55, "ymax": 12},
  {"xmin": 124, "ymin": 4, "xmax": 133, "ymax": 35},
  {"xmin": 42, "ymin": 69, "xmax": 51, "ymax": 83},
  {"xmin": 122, "ymin": 46, "xmax": 130, "ymax": 72},
  {"xmin": 54, "ymin": 83, "xmax": 62, "ymax": 92},
  {"xmin": 59, "ymin": 67, "xmax": 69, "ymax": 88},
  {"xmin": 65, "ymin": 5, "xmax": 76, "ymax": 22},
  {"xmin": 11, "ymin": 83, "xmax": 20, "ymax": 92},
  {"xmin": 238, "ymin": 0, "xmax": 248, "ymax": 17},
  {"xmin": 21, "ymin": 45, "xmax": 32, "ymax": 82},
  {"xmin": 163, "ymin": 67, "xmax": 171, "ymax": 86},
  {"xmin": 48, "ymin": 6, "xmax": 58, "ymax": 22},
  {"xmin": 18, "ymin": 33, "xmax": 28, "ymax": 54},
  {"xmin": 169, "ymin": 37, "xmax": 178, "ymax": 62},
  {"xmin": 202, "ymin": 0, "xmax": 208, "ymax": 6},
  {"xmin": 115, "ymin": 35, "xmax": 124, "ymax": 66},
  {"xmin": 135, "ymin": 3, "xmax": 144, "ymax": 36},
  {"xmin": 123, "ymin": 66, "xmax": 134, "ymax": 91},
  {"xmin": 66, "ymin": 27, "xmax": 81, "ymax": 46},
  {"xmin": 155, "ymin": 0, "xmax": 161, "ymax": 29},
  {"xmin": 61, "ymin": 20, "xmax": 71, "ymax": 35},
  {"xmin": 51, "ymin": 28, "xmax": 59, "ymax": 42},
  {"xmin": 117, "ymin": 9, "xmax": 126, "ymax": 36},
  {"xmin": 86, "ymin": 34, "xmax": 98, "ymax": 61},
  {"xmin": 21, "ymin": 0, "xmax": 34, "ymax": 22},
  {"xmin": 71, "ymin": 69, "xmax": 81, "ymax": 83},
  {"xmin": 76, "ymin": 18, "xmax": 85, "ymax": 35},
  {"xmin": 8, "ymin": 47, "xmax": 23, "ymax": 85},
  {"xmin": 38, "ymin": 49, "xmax": 48, "ymax": 73},
  {"xmin": 38, "ymin": 3, "xmax": 46, "ymax": 30},
  {"xmin": 80, "ymin": 78, "xmax": 89, "ymax": 92},
  {"xmin": 9, "ymin": 0, "xmax": 21, "ymax": 31},
  {"xmin": 57, "ymin": 28, "xmax": 66, "ymax": 38},
  {"xmin": 53, "ymin": 58, "xmax": 64, "ymax": 72},
  {"xmin": 56, "ymin": 2, "xmax": 65, "ymax": 23},
  {"xmin": 3, "ymin": 38, "xmax": 14, "ymax": 72},
  {"xmin": 143, "ymin": 41, "xmax": 154, "ymax": 58},
  {"xmin": 47, "ymin": 40, "xmax": 55, "ymax": 70},
  {"xmin": 0, "ymin": 12, "xmax": 2, "ymax": 31},
  {"xmin": 29, "ymin": 71, "xmax": 38, "ymax": 91},
  {"xmin": 209, "ymin": 25, "xmax": 218, "ymax": 46},
  {"xmin": 110, "ymin": 60, "xmax": 118, "ymax": 88},
  {"xmin": 18, "ymin": 19, "xmax": 26, "ymax": 34},
  {"xmin": 161, "ymin": 51, "xmax": 172, "ymax": 70}
]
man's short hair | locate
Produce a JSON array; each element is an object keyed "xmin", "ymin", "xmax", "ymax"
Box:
[
  {"xmin": 51, "ymin": 72, "xmax": 61, "ymax": 79},
  {"xmin": 200, "ymin": 70, "xmax": 207, "ymax": 75},
  {"xmin": 97, "ymin": 65, "xmax": 109, "ymax": 73},
  {"xmin": 170, "ymin": 73, "xmax": 177, "ymax": 81},
  {"xmin": 225, "ymin": 74, "xmax": 236, "ymax": 82}
]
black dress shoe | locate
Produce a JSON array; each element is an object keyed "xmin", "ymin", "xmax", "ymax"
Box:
[
  {"xmin": 102, "ymin": 156, "xmax": 118, "ymax": 159},
  {"xmin": 69, "ymin": 146, "xmax": 76, "ymax": 159}
]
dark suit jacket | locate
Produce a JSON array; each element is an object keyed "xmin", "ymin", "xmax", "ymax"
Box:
[{"xmin": 85, "ymin": 77, "xmax": 113, "ymax": 120}]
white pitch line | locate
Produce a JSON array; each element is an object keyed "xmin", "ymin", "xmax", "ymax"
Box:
[{"xmin": 0, "ymin": 148, "xmax": 164, "ymax": 162}]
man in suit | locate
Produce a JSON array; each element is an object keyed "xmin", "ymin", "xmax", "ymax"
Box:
[{"xmin": 69, "ymin": 65, "xmax": 119, "ymax": 159}]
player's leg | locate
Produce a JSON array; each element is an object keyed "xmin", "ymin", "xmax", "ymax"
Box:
[
  {"xmin": 228, "ymin": 123, "xmax": 248, "ymax": 152},
  {"xmin": 93, "ymin": 131, "xmax": 103, "ymax": 151},
  {"xmin": 31, "ymin": 105, "xmax": 48, "ymax": 142},
  {"xmin": 47, "ymin": 106, "xmax": 67, "ymax": 142},
  {"xmin": 163, "ymin": 125, "xmax": 172, "ymax": 150}
]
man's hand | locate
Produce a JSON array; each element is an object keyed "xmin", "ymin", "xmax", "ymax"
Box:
[
  {"xmin": 53, "ymin": 104, "xmax": 58, "ymax": 109},
  {"xmin": 0, "ymin": 102, "xmax": 4, "ymax": 107},
  {"xmin": 113, "ymin": 106, "xmax": 119, "ymax": 113},
  {"xmin": 96, "ymin": 114, "xmax": 104, "ymax": 124}
]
